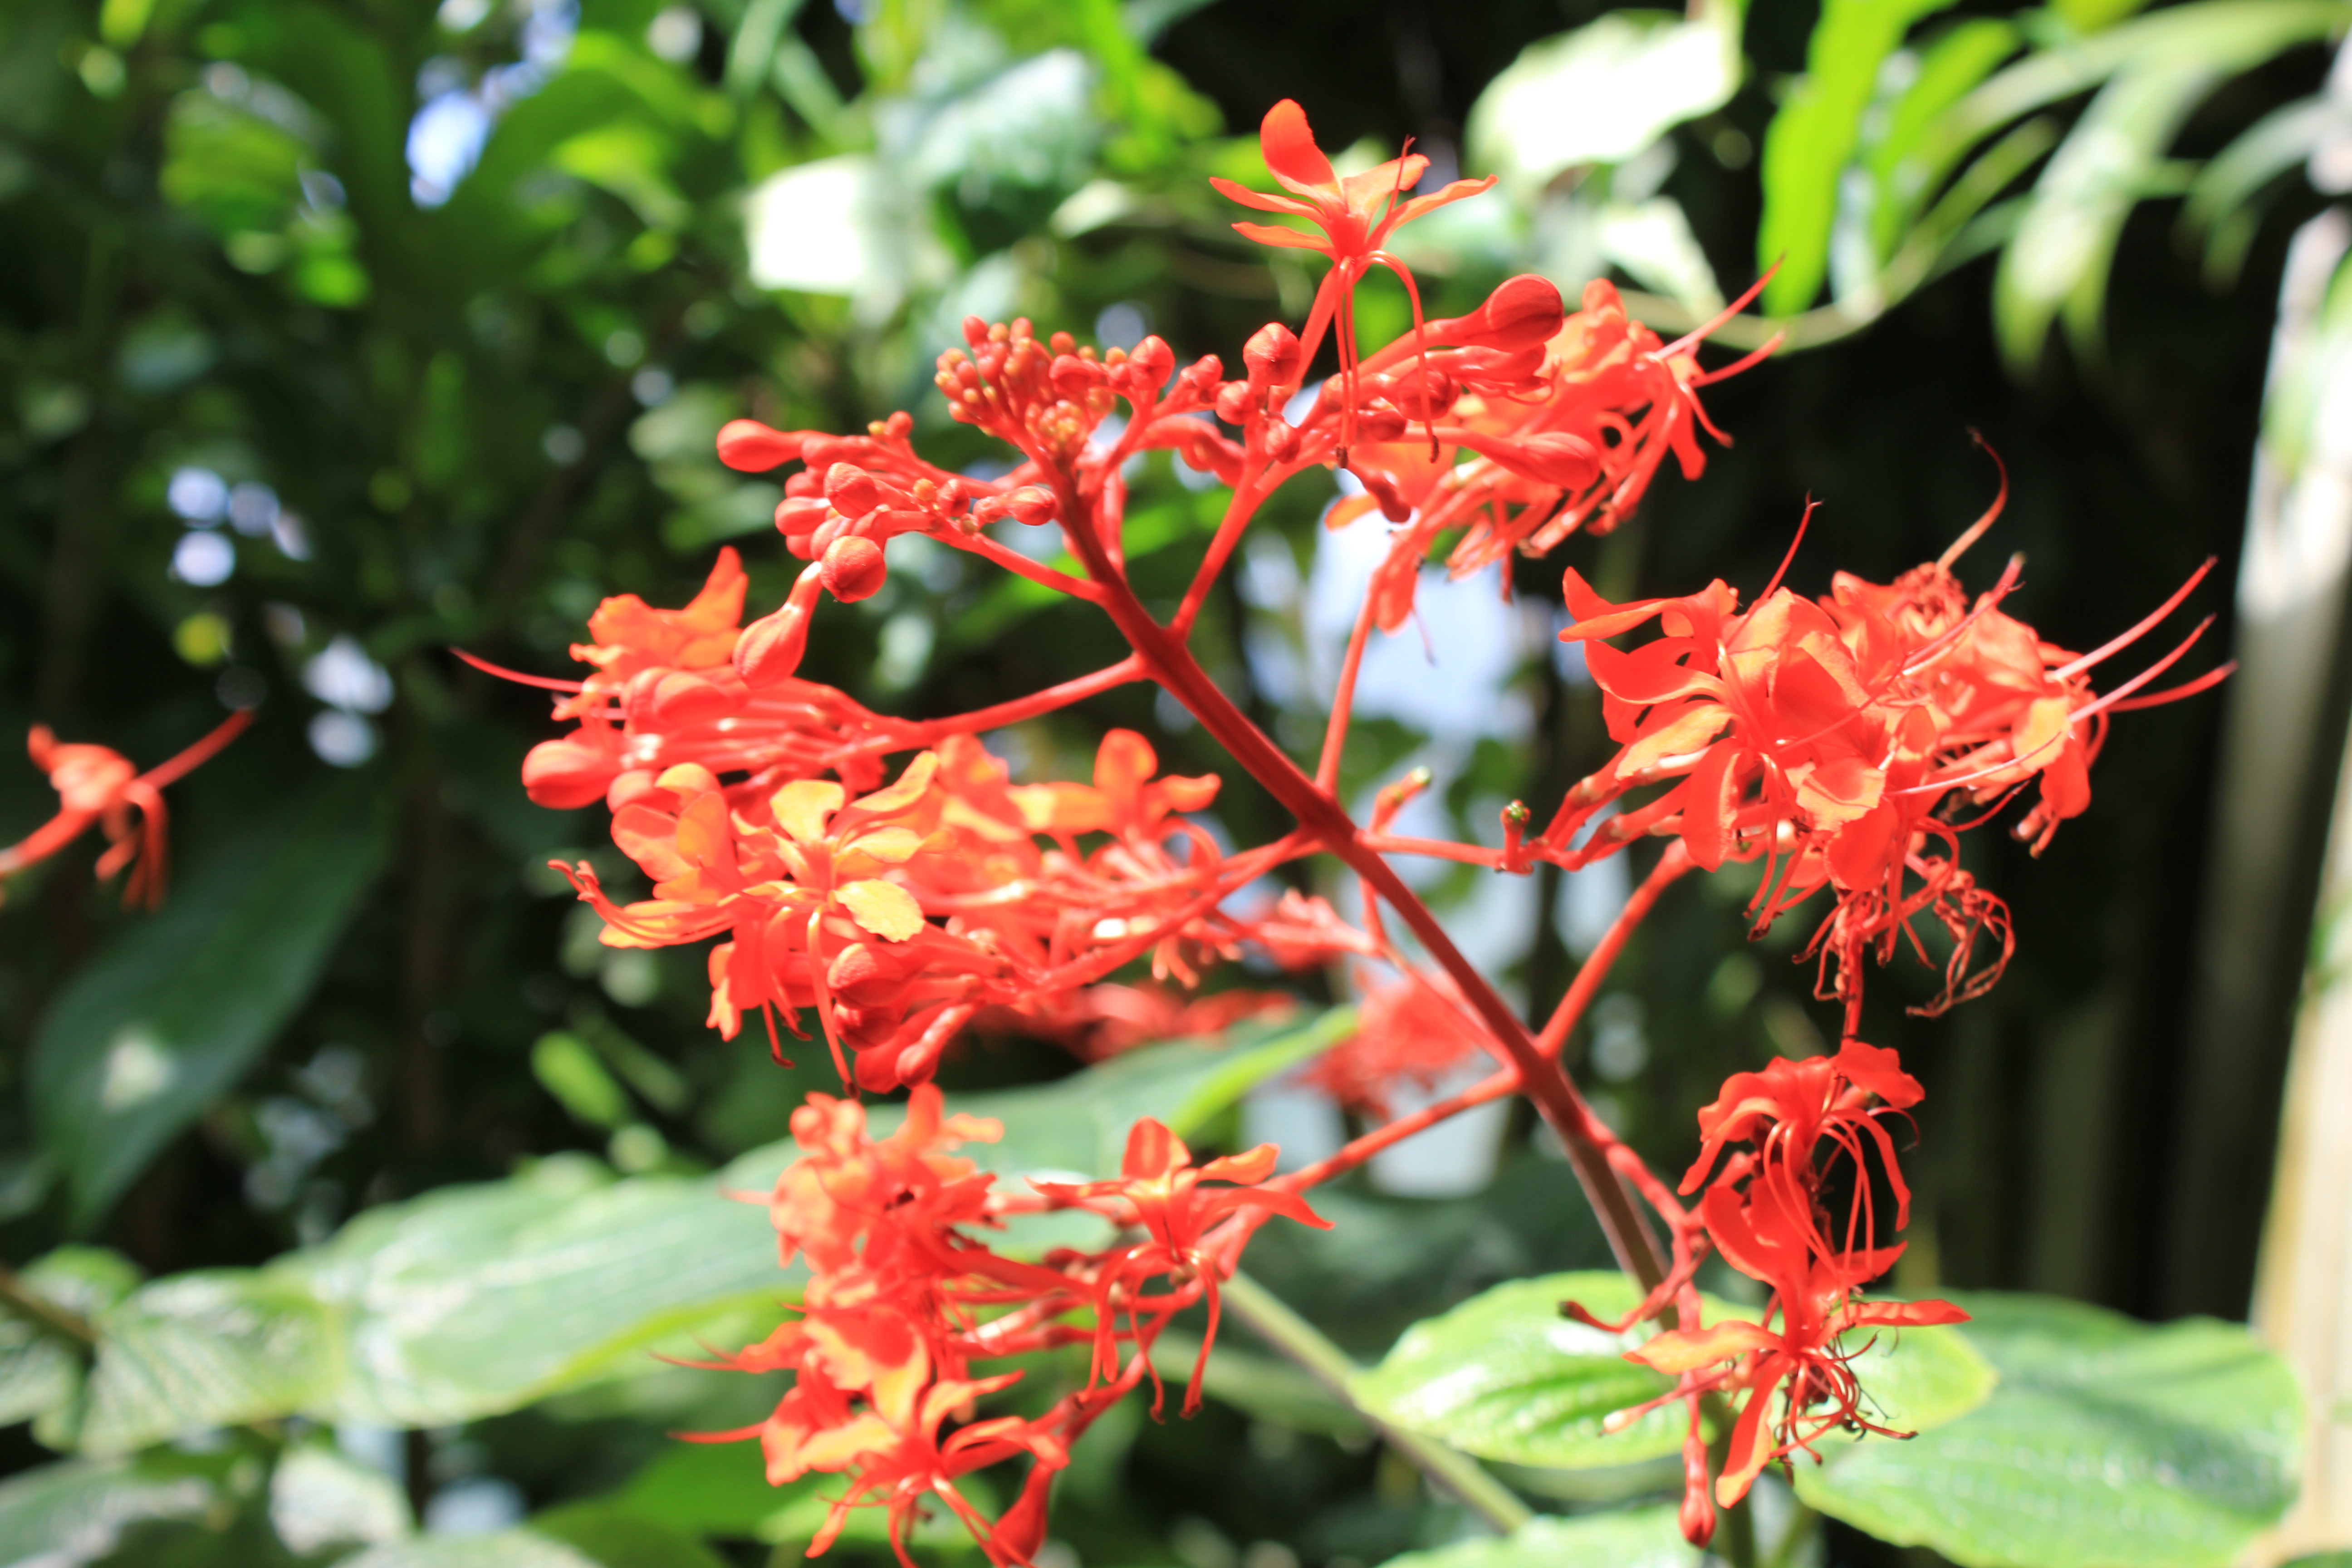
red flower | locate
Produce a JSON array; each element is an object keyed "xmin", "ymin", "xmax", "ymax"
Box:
[
  {"xmin": 0, "ymin": 710, "xmax": 253, "ymax": 908},
  {"xmin": 1033, "ymin": 1118, "xmax": 1331, "ymax": 1414}
]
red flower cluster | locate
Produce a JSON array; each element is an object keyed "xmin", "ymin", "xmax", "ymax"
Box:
[
  {"xmin": 1613, "ymin": 1041, "xmax": 1966, "ymax": 1513},
  {"xmin": 1530, "ymin": 501, "xmax": 2222, "ymax": 1033},
  {"xmin": 706, "ymin": 1085, "xmax": 1326, "ymax": 1566},
  {"xmin": 0, "ymin": 710, "xmax": 251, "ymax": 908},
  {"xmin": 488, "ymin": 92, "xmax": 2224, "ymax": 1564}
]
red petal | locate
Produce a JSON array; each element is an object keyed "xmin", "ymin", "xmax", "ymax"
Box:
[{"xmin": 1259, "ymin": 99, "xmax": 1338, "ymax": 198}]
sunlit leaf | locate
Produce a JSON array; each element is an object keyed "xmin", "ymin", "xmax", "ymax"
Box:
[
  {"xmin": 1376, "ymin": 1507, "xmax": 1700, "ymax": 1568},
  {"xmin": 1796, "ymin": 1292, "xmax": 2302, "ymax": 1568},
  {"xmin": 0, "ymin": 1456, "xmax": 219, "ymax": 1567},
  {"xmin": 78, "ymin": 1270, "xmax": 342, "ymax": 1455},
  {"xmin": 1466, "ymin": 8, "xmax": 1742, "ymax": 192}
]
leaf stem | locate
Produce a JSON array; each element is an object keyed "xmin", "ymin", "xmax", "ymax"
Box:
[
  {"xmin": 0, "ymin": 1262, "xmax": 96, "ymax": 1346},
  {"xmin": 1217, "ymin": 1270, "xmax": 1532, "ymax": 1535}
]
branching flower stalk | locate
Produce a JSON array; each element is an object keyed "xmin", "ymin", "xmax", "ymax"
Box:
[{"xmin": 495, "ymin": 101, "xmax": 2229, "ymax": 1563}]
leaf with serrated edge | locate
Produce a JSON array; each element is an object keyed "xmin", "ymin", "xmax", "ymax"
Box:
[{"xmin": 1796, "ymin": 1291, "xmax": 2302, "ymax": 1568}]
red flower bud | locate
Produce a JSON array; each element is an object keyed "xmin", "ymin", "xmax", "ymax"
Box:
[
  {"xmin": 520, "ymin": 739, "xmax": 620, "ymax": 809},
  {"xmin": 1007, "ymin": 486, "xmax": 1058, "ymax": 526},
  {"xmin": 1182, "ymin": 354, "xmax": 1223, "ymax": 394},
  {"xmin": 1214, "ymin": 382, "xmax": 1255, "ymax": 424},
  {"xmin": 1472, "ymin": 430, "xmax": 1599, "ymax": 489},
  {"xmin": 775, "ymin": 495, "xmax": 830, "ymax": 556},
  {"xmin": 1430, "ymin": 274, "xmax": 1565, "ymax": 352},
  {"xmin": 825, "ymin": 463, "xmax": 882, "ymax": 517},
  {"xmin": 715, "ymin": 419, "xmax": 804, "ymax": 472},
  {"xmin": 1379, "ymin": 367, "xmax": 1457, "ymax": 422},
  {"xmin": 649, "ymin": 670, "xmax": 737, "ymax": 725},
  {"xmin": 735, "ymin": 566, "xmax": 824, "ymax": 687},
  {"xmin": 1244, "ymin": 322, "xmax": 1301, "ymax": 391},
  {"xmin": 1051, "ymin": 354, "xmax": 1105, "ymax": 401},
  {"xmin": 1348, "ymin": 464, "xmax": 1414, "ymax": 524},
  {"xmin": 1130, "ymin": 334, "xmax": 1176, "ymax": 390},
  {"xmin": 1264, "ymin": 420, "xmax": 1301, "ymax": 463},
  {"xmin": 821, "ymin": 535, "xmax": 888, "ymax": 602}
]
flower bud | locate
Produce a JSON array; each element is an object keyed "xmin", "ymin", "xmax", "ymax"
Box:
[
  {"xmin": 1244, "ymin": 322, "xmax": 1302, "ymax": 392},
  {"xmin": 1431, "ymin": 274, "xmax": 1565, "ymax": 352},
  {"xmin": 1475, "ymin": 430, "xmax": 1600, "ymax": 490},
  {"xmin": 1380, "ymin": 367, "xmax": 1457, "ymax": 421},
  {"xmin": 715, "ymin": 419, "xmax": 804, "ymax": 472},
  {"xmin": 520, "ymin": 739, "xmax": 621, "ymax": 809},
  {"xmin": 962, "ymin": 315, "xmax": 989, "ymax": 348},
  {"xmin": 1130, "ymin": 334, "xmax": 1176, "ymax": 390},
  {"xmin": 735, "ymin": 566, "xmax": 824, "ymax": 687},
  {"xmin": 1182, "ymin": 354, "xmax": 1223, "ymax": 395},
  {"xmin": 820, "ymin": 535, "xmax": 888, "ymax": 602},
  {"xmin": 1264, "ymin": 419, "xmax": 1301, "ymax": 463},
  {"xmin": 1007, "ymin": 486, "xmax": 1058, "ymax": 526},
  {"xmin": 648, "ymin": 670, "xmax": 737, "ymax": 725},
  {"xmin": 1348, "ymin": 464, "xmax": 1413, "ymax": 524},
  {"xmin": 775, "ymin": 495, "xmax": 830, "ymax": 556},
  {"xmin": 1214, "ymin": 382, "xmax": 1255, "ymax": 425},
  {"xmin": 1051, "ymin": 353, "xmax": 1105, "ymax": 401},
  {"xmin": 824, "ymin": 462, "xmax": 883, "ymax": 518}
]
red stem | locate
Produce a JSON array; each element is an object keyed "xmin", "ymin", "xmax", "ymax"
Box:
[{"xmin": 1036, "ymin": 458, "xmax": 1670, "ymax": 1291}]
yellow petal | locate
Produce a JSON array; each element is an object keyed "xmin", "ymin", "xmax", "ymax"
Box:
[
  {"xmin": 849, "ymin": 751, "xmax": 939, "ymax": 818},
  {"xmin": 838, "ymin": 878, "xmax": 925, "ymax": 942},
  {"xmin": 774, "ymin": 779, "xmax": 846, "ymax": 843},
  {"xmin": 843, "ymin": 826, "xmax": 924, "ymax": 865}
]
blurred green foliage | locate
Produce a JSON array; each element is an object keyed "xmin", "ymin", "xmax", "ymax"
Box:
[{"xmin": 0, "ymin": 0, "xmax": 2333, "ymax": 1563}]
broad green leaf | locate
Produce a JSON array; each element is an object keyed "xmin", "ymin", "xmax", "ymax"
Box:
[
  {"xmin": 1796, "ymin": 1292, "xmax": 2303, "ymax": 1568},
  {"xmin": 1465, "ymin": 7, "xmax": 1743, "ymax": 191},
  {"xmin": 1352, "ymin": 1273, "xmax": 1988, "ymax": 1471},
  {"xmin": 531, "ymin": 1504, "xmax": 735, "ymax": 1568},
  {"xmin": 605, "ymin": 1441, "xmax": 795, "ymax": 1539},
  {"xmin": 30, "ymin": 770, "xmax": 391, "ymax": 1231},
  {"xmin": 1376, "ymin": 1507, "xmax": 1699, "ymax": 1568},
  {"xmin": 1152, "ymin": 1326, "xmax": 1371, "ymax": 1440},
  {"xmin": 0, "ymin": 1456, "xmax": 219, "ymax": 1567},
  {"xmin": 1349, "ymin": 1272, "xmax": 1742, "ymax": 1468},
  {"xmin": 78, "ymin": 1269, "xmax": 343, "ymax": 1455},
  {"xmin": 0, "ymin": 1314, "xmax": 77, "ymax": 1428},
  {"xmin": 268, "ymin": 1443, "xmax": 412, "ymax": 1555},
  {"xmin": 341, "ymin": 1532, "xmax": 605, "ymax": 1568},
  {"xmin": 287, "ymin": 1156, "xmax": 780, "ymax": 1428},
  {"xmin": 1758, "ymin": 0, "xmax": 1961, "ymax": 313}
]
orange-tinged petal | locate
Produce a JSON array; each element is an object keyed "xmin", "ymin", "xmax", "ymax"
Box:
[
  {"xmin": 1121, "ymin": 1117, "xmax": 1186, "ymax": 1180},
  {"xmin": 1230, "ymin": 220, "xmax": 1333, "ymax": 252},
  {"xmin": 852, "ymin": 751, "xmax": 939, "ymax": 818},
  {"xmin": 843, "ymin": 826, "xmax": 924, "ymax": 865},
  {"xmin": 1626, "ymin": 1319, "xmax": 1776, "ymax": 1374},
  {"xmin": 774, "ymin": 779, "xmax": 846, "ymax": 843},
  {"xmin": 838, "ymin": 878, "xmax": 925, "ymax": 941},
  {"xmin": 1259, "ymin": 98, "xmax": 1338, "ymax": 198},
  {"xmin": 1195, "ymin": 1144, "xmax": 1278, "ymax": 1184}
]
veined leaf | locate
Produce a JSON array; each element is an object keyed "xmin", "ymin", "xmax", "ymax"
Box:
[
  {"xmin": 1375, "ymin": 1508, "xmax": 1700, "ymax": 1568},
  {"xmin": 1796, "ymin": 1292, "xmax": 2303, "ymax": 1568},
  {"xmin": 30, "ymin": 769, "xmax": 391, "ymax": 1232},
  {"xmin": 0, "ymin": 1455, "xmax": 220, "ymax": 1567},
  {"xmin": 78, "ymin": 1269, "xmax": 343, "ymax": 1456},
  {"xmin": 1348, "ymin": 1272, "xmax": 1743, "ymax": 1468},
  {"xmin": 1352, "ymin": 1272, "xmax": 1989, "ymax": 1471},
  {"xmin": 1758, "ymin": 0, "xmax": 1963, "ymax": 314}
]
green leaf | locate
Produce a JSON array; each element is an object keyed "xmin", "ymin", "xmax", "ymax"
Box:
[
  {"xmin": 287, "ymin": 1156, "xmax": 779, "ymax": 1428},
  {"xmin": 1795, "ymin": 1292, "xmax": 2304, "ymax": 1568},
  {"xmin": 78, "ymin": 1270, "xmax": 343, "ymax": 1456},
  {"xmin": 2185, "ymin": 94, "xmax": 2350, "ymax": 281},
  {"xmin": 1352, "ymin": 1273, "xmax": 1990, "ymax": 1472},
  {"xmin": 0, "ymin": 1456, "xmax": 220, "ymax": 1566},
  {"xmin": 534, "ymin": 1031, "xmax": 633, "ymax": 1129},
  {"xmin": 30, "ymin": 770, "xmax": 391, "ymax": 1231},
  {"xmin": 339, "ymin": 1533, "xmax": 606, "ymax": 1568},
  {"xmin": 1991, "ymin": 61, "xmax": 2216, "ymax": 372},
  {"xmin": 1758, "ymin": 0, "xmax": 1962, "ymax": 313},
  {"xmin": 1348, "ymin": 1272, "xmax": 1740, "ymax": 1469},
  {"xmin": 1862, "ymin": 19, "xmax": 2021, "ymax": 260},
  {"xmin": 1376, "ymin": 1508, "xmax": 1700, "ymax": 1568},
  {"xmin": 267, "ymin": 1442, "xmax": 413, "ymax": 1556},
  {"xmin": 604, "ymin": 1440, "xmax": 795, "ymax": 1539},
  {"xmin": 531, "ymin": 1504, "xmax": 735, "ymax": 1568},
  {"xmin": 1465, "ymin": 7, "xmax": 1743, "ymax": 191}
]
